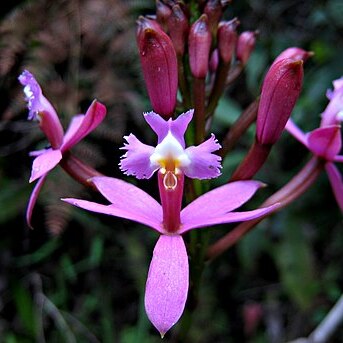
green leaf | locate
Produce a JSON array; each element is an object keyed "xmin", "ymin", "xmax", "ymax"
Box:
[
  {"xmin": 211, "ymin": 97, "xmax": 242, "ymax": 132},
  {"xmin": 0, "ymin": 181, "xmax": 28, "ymax": 224},
  {"xmin": 12, "ymin": 282, "xmax": 37, "ymax": 337},
  {"xmin": 274, "ymin": 216, "xmax": 319, "ymax": 309},
  {"xmin": 15, "ymin": 238, "xmax": 60, "ymax": 267},
  {"xmin": 89, "ymin": 236, "xmax": 104, "ymax": 267}
]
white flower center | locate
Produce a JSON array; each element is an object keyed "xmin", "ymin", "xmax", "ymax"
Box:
[
  {"xmin": 23, "ymin": 85, "xmax": 34, "ymax": 109},
  {"xmin": 150, "ymin": 131, "xmax": 190, "ymax": 173},
  {"xmin": 337, "ymin": 109, "xmax": 343, "ymax": 122}
]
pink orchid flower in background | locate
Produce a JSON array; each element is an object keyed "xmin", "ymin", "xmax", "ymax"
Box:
[
  {"xmin": 63, "ymin": 110, "xmax": 278, "ymax": 336},
  {"xmin": 19, "ymin": 70, "xmax": 107, "ymax": 227},
  {"xmin": 286, "ymin": 76, "xmax": 343, "ymax": 210}
]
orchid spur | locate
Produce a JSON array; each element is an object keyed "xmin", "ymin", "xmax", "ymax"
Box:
[
  {"xmin": 286, "ymin": 76, "xmax": 343, "ymax": 211},
  {"xmin": 63, "ymin": 110, "xmax": 278, "ymax": 336},
  {"xmin": 19, "ymin": 70, "xmax": 107, "ymax": 227}
]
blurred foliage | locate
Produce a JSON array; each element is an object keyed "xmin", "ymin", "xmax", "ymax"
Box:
[{"xmin": 0, "ymin": 0, "xmax": 342, "ymax": 342}]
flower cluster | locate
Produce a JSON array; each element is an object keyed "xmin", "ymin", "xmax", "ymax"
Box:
[
  {"xmin": 63, "ymin": 110, "xmax": 277, "ymax": 335},
  {"xmin": 286, "ymin": 77, "xmax": 343, "ymax": 210},
  {"xmin": 18, "ymin": 0, "xmax": 342, "ymax": 339},
  {"xmin": 19, "ymin": 70, "xmax": 106, "ymax": 227}
]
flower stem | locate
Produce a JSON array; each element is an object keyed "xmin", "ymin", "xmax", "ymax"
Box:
[
  {"xmin": 219, "ymin": 98, "xmax": 259, "ymax": 158},
  {"xmin": 207, "ymin": 157, "xmax": 324, "ymax": 260},
  {"xmin": 206, "ymin": 61, "xmax": 231, "ymax": 118},
  {"xmin": 178, "ymin": 54, "xmax": 191, "ymax": 109},
  {"xmin": 230, "ymin": 140, "xmax": 272, "ymax": 181},
  {"xmin": 193, "ymin": 77, "xmax": 206, "ymax": 144},
  {"xmin": 226, "ymin": 62, "xmax": 244, "ymax": 84},
  {"xmin": 60, "ymin": 152, "xmax": 103, "ymax": 191}
]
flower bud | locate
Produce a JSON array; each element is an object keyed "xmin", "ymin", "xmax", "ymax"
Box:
[
  {"xmin": 236, "ymin": 31, "xmax": 257, "ymax": 65},
  {"xmin": 188, "ymin": 14, "xmax": 212, "ymax": 78},
  {"xmin": 256, "ymin": 58, "xmax": 304, "ymax": 145},
  {"xmin": 204, "ymin": 0, "xmax": 223, "ymax": 35},
  {"xmin": 218, "ymin": 19, "xmax": 238, "ymax": 64},
  {"xmin": 167, "ymin": 4, "xmax": 189, "ymax": 56},
  {"xmin": 156, "ymin": 0, "xmax": 172, "ymax": 28},
  {"xmin": 209, "ymin": 49, "xmax": 219, "ymax": 73},
  {"xmin": 274, "ymin": 47, "xmax": 313, "ymax": 64},
  {"xmin": 137, "ymin": 17, "xmax": 178, "ymax": 118}
]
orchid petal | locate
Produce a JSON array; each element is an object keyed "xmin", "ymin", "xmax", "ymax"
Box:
[
  {"xmin": 92, "ymin": 176, "xmax": 163, "ymax": 231},
  {"xmin": 119, "ymin": 134, "xmax": 158, "ymax": 179},
  {"xmin": 180, "ymin": 204, "xmax": 279, "ymax": 233},
  {"xmin": 321, "ymin": 76, "xmax": 343, "ymax": 126},
  {"xmin": 334, "ymin": 155, "xmax": 343, "ymax": 163},
  {"xmin": 29, "ymin": 149, "xmax": 48, "ymax": 157},
  {"xmin": 18, "ymin": 70, "xmax": 64, "ymax": 148},
  {"xmin": 181, "ymin": 180, "xmax": 264, "ymax": 220},
  {"xmin": 145, "ymin": 235, "xmax": 188, "ymax": 337},
  {"xmin": 285, "ymin": 119, "xmax": 308, "ymax": 146},
  {"xmin": 307, "ymin": 126, "xmax": 341, "ymax": 160},
  {"xmin": 325, "ymin": 163, "xmax": 343, "ymax": 212},
  {"xmin": 61, "ymin": 100, "xmax": 106, "ymax": 151},
  {"xmin": 29, "ymin": 149, "xmax": 62, "ymax": 183},
  {"xmin": 61, "ymin": 115, "xmax": 84, "ymax": 147},
  {"xmin": 26, "ymin": 174, "xmax": 47, "ymax": 228},
  {"xmin": 183, "ymin": 134, "xmax": 222, "ymax": 179},
  {"xmin": 144, "ymin": 110, "xmax": 193, "ymax": 147},
  {"xmin": 62, "ymin": 198, "xmax": 164, "ymax": 233}
]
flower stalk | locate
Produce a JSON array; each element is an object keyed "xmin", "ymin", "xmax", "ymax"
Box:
[{"xmin": 207, "ymin": 157, "xmax": 324, "ymax": 260}]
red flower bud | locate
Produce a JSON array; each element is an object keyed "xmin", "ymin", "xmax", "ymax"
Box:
[
  {"xmin": 218, "ymin": 19, "xmax": 239, "ymax": 64},
  {"xmin": 256, "ymin": 58, "xmax": 304, "ymax": 145},
  {"xmin": 236, "ymin": 31, "xmax": 257, "ymax": 65},
  {"xmin": 209, "ymin": 49, "xmax": 219, "ymax": 73},
  {"xmin": 274, "ymin": 47, "xmax": 313, "ymax": 64},
  {"xmin": 137, "ymin": 17, "xmax": 178, "ymax": 118},
  {"xmin": 188, "ymin": 14, "xmax": 212, "ymax": 78},
  {"xmin": 204, "ymin": 0, "xmax": 223, "ymax": 35},
  {"xmin": 156, "ymin": 0, "xmax": 172, "ymax": 28},
  {"xmin": 167, "ymin": 4, "xmax": 189, "ymax": 56}
]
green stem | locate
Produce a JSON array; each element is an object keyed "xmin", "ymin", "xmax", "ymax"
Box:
[{"xmin": 206, "ymin": 61, "xmax": 231, "ymax": 118}]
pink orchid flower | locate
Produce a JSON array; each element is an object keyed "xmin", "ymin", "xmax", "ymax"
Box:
[
  {"xmin": 19, "ymin": 70, "xmax": 107, "ymax": 227},
  {"xmin": 63, "ymin": 110, "xmax": 277, "ymax": 336},
  {"xmin": 286, "ymin": 76, "xmax": 343, "ymax": 211}
]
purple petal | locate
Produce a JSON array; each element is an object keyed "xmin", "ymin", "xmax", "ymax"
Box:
[
  {"xmin": 62, "ymin": 198, "xmax": 164, "ymax": 233},
  {"xmin": 73, "ymin": 176, "xmax": 163, "ymax": 232},
  {"xmin": 183, "ymin": 134, "xmax": 222, "ymax": 179},
  {"xmin": 168, "ymin": 110, "xmax": 193, "ymax": 148},
  {"xmin": 325, "ymin": 162, "xmax": 343, "ymax": 212},
  {"xmin": 144, "ymin": 112, "xmax": 169, "ymax": 143},
  {"xmin": 119, "ymin": 134, "xmax": 158, "ymax": 179},
  {"xmin": 321, "ymin": 77, "xmax": 343, "ymax": 126},
  {"xmin": 285, "ymin": 119, "xmax": 308, "ymax": 146},
  {"xmin": 145, "ymin": 235, "xmax": 189, "ymax": 337},
  {"xmin": 61, "ymin": 100, "xmax": 106, "ymax": 151},
  {"xmin": 144, "ymin": 110, "xmax": 193, "ymax": 147},
  {"xmin": 307, "ymin": 126, "xmax": 341, "ymax": 160},
  {"xmin": 26, "ymin": 174, "xmax": 47, "ymax": 228},
  {"xmin": 61, "ymin": 115, "xmax": 84, "ymax": 147},
  {"xmin": 180, "ymin": 204, "xmax": 279, "ymax": 233},
  {"xmin": 180, "ymin": 181, "xmax": 268, "ymax": 233},
  {"xmin": 19, "ymin": 70, "xmax": 64, "ymax": 148},
  {"xmin": 29, "ymin": 149, "xmax": 62, "ymax": 183},
  {"xmin": 334, "ymin": 155, "xmax": 343, "ymax": 163}
]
